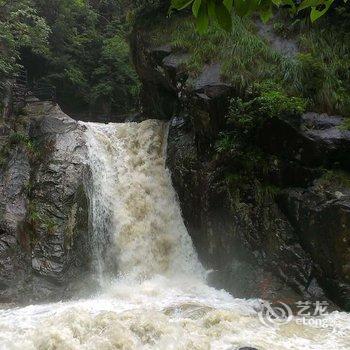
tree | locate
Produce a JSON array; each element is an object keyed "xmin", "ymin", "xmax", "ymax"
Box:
[
  {"xmin": 30, "ymin": 0, "xmax": 139, "ymax": 114},
  {"xmin": 170, "ymin": 0, "xmax": 346, "ymax": 33},
  {"xmin": 0, "ymin": 0, "xmax": 50, "ymax": 116}
]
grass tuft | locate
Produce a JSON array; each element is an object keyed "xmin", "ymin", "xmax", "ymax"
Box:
[{"xmin": 152, "ymin": 12, "xmax": 350, "ymax": 117}]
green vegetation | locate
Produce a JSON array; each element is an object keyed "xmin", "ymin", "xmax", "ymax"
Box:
[
  {"xmin": 0, "ymin": 1, "xmax": 50, "ymax": 77},
  {"xmin": 42, "ymin": 218, "xmax": 57, "ymax": 235},
  {"xmin": 340, "ymin": 119, "xmax": 350, "ymax": 131},
  {"xmin": 153, "ymin": 7, "xmax": 350, "ymax": 116},
  {"xmin": 34, "ymin": 0, "xmax": 140, "ymax": 114},
  {"xmin": 26, "ymin": 200, "xmax": 58, "ymax": 243},
  {"xmin": 0, "ymin": 0, "xmax": 50, "ymax": 111},
  {"xmin": 9, "ymin": 132, "xmax": 41, "ymax": 159},
  {"xmin": 225, "ymin": 82, "xmax": 307, "ymax": 132},
  {"xmin": 1, "ymin": 0, "xmax": 140, "ymax": 115},
  {"xmin": 170, "ymin": 0, "xmax": 346, "ymax": 33},
  {"xmin": 0, "ymin": 130, "xmax": 42, "ymax": 167},
  {"xmin": 154, "ymin": 16, "xmax": 282, "ymax": 94},
  {"xmin": 298, "ymin": 25, "xmax": 350, "ymax": 115},
  {"xmin": 214, "ymin": 81, "xmax": 307, "ymax": 157},
  {"xmin": 320, "ymin": 169, "xmax": 350, "ymax": 188}
]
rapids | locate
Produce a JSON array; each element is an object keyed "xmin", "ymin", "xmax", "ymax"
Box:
[{"xmin": 0, "ymin": 120, "xmax": 349, "ymax": 350}]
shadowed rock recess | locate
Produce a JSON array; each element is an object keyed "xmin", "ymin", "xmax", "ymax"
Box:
[
  {"xmin": 131, "ymin": 28, "xmax": 350, "ymax": 310},
  {"xmin": 0, "ymin": 102, "xmax": 90, "ymax": 302}
]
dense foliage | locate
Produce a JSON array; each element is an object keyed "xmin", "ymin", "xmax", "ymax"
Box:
[
  {"xmin": 1, "ymin": 0, "xmax": 140, "ymax": 115},
  {"xmin": 170, "ymin": 0, "xmax": 347, "ymax": 33},
  {"xmin": 1, "ymin": 0, "xmax": 349, "ymax": 118},
  {"xmin": 0, "ymin": 0, "xmax": 49, "ymax": 103}
]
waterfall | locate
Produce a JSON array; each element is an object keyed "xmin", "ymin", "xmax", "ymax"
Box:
[
  {"xmin": 84, "ymin": 120, "xmax": 204, "ymax": 282},
  {"xmin": 0, "ymin": 120, "xmax": 349, "ymax": 350}
]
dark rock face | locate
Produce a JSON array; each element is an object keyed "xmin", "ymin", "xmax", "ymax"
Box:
[
  {"xmin": 0, "ymin": 102, "xmax": 91, "ymax": 303},
  {"xmin": 279, "ymin": 180, "xmax": 350, "ymax": 309},
  {"xmin": 0, "ymin": 139, "xmax": 32, "ymax": 302},
  {"xmin": 167, "ymin": 117, "xmax": 318, "ymax": 303},
  {"xmin": 131, "ymin": 34, "xmax": 231, "ymax": 147},
  {"xmin": 259, "ymin": 112, "xmax": 350, "ymax": 170},
  {"xmin": 130, "ymin": 33, "xmax": 179, "ymax": 120},
  {"xmin": 134, "ymin": 33, "xmax": 350, "ymax": 309}
]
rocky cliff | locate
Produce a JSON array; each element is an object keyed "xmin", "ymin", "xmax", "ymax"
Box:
[
  {"xmin": 0, "ymin": 101, "xmax": 90, "ymax": 303},
  {"xmin": 131, "ymin": 23, "xmax": 350, "ymax": 310}
]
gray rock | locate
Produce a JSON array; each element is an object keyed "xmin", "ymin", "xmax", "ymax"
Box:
[
  {"xmin": 194, "ymin": 63, "xmax": 230, "ymax": 95},
  {"xmin": 151, "ymin": 44, "xmax": 172, "ymax": 64},
  {"xmin": 0, "ymin": 101, "xmax": 91, "ymax": 303},
  {"xmin": 162, "ymin": 53, "xmax": 190, "ymax": 77},
  {"xmin": 256, "ymin": 19, "xmax": 298, "ymax": 57}
]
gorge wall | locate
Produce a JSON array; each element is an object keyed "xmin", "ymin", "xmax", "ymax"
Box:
[{"xmin": 131, "ymin": 23, "xmax": 350, "ymax": 310}]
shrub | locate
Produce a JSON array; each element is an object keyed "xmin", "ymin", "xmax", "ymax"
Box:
[{"xmin": 226, "ymin": 83, "xmax": 307, "ymax": 137}]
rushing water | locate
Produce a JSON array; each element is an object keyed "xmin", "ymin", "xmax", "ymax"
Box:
[{"xmin": 0, "ymin": 120, "xmax": 350, "ymax": 350}]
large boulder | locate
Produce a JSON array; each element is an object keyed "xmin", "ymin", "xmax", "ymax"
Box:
[
  {"xmin": 131, "ymin": 38, "xmax": 232, "ymax": 150},
  {"xmin": 0, "ymin": 102, "xmax": 91, "ymax": 302}
]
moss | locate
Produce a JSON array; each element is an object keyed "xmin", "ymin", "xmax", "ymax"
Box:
[
  {"xmin": 320, "ymin": 170, "xmax": 350, "ymax": 189},
  {"xmin": 215, "ymin": 133, "xmax": 238, "ymax": 153},
  {"xmin": 42, "ymin": 218, "xmax": 57, "ymax": 235},
  {"xmin": 257, "ymin": 184, "xmax": 281, "ymax": 201},
  {"xmin": 26, "ymin": 200, "xmax": 58, "ymax": 244},
  {"xmin": 340, "ymin": 118, "xmax": 350, "ymax": 131}
]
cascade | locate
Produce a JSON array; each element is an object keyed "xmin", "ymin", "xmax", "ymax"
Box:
[{"xmin": 0, "ymin": 120, "xmax": 349, "ymax": 350}]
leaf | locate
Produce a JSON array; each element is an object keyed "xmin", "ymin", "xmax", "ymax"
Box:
[
  {"xmin": 171, "ymin": 0, "xmax": 193, "ymax": 10},
  {"xmin": 215, "ymin": 2, "xmax": 232, "ymax": 32},
  {"xmin": 208, "ymin": 0, "xmax": 216, "ymax": 18},
  {"xmin": 234, "ymin": 0, "xmax": 253, "ymax": 16},
  {"xmin": 196, "ymin": 3, "xmax": 209, "ymax": 34},
  {"xmin": 223, "ymin": 0, "xmax": 233, "ymax": 11},
  {"xmin": 271, "ymin": 0, "xmax": 281, "ymax": 5},
  {"xmin": 259, "ymin": 0, "xmax": 273, "ymax": 23},
  {"xmin": 192, "ymin": 0, "xmax": 202, "ymax": 17},
  {"xmin": 282, "ymin": 0, "xmax": 297, "ymax": 13},
  {"xmin": 310, "ymin": 0, "xmax": 334, "ymax": 22},
  {"xmin": 298, "ymin": 0, "xmax": 322, "ymax": 12}
]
